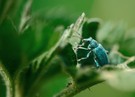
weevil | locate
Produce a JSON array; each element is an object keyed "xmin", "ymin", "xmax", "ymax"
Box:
[{"xmin": 76, "ymin": 37, "xmax": 109, "ymax": 67}]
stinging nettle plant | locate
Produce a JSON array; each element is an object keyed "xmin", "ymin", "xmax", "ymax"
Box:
[{"xmin": 1, "ymin": 1, "xmax": 135, "ymax": 97}]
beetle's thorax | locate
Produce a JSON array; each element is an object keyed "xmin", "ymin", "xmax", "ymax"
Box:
[
  {"xmin": 82, "ymin": 37, "xmax": 99, "ymax": 49},
  {"xmin": 89, "ymin": 39, "xmax": 99, "ymax": 49}
]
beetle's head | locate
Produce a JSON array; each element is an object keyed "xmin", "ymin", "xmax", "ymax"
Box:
[
  {"xmin": 81, "ymin": 37, "xmax": 92, "ymax": 47},
  {"xmin": 82, "ymin": 37, "xmax": 92, "ymax": 43},
  {"xmin": 88, "ymin": 37, "xmax": 93, "ymax": 42}
]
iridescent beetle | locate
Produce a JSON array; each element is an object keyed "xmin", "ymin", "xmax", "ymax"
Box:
[{"xmin": 76, "ymin": 37, "xmax": 109, "ymax": 68}]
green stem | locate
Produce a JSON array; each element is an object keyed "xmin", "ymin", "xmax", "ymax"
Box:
[
  {"xmin": 54, "ymin": 80, "xmax": 103, "ymax": 97},
  {"xmin": 0, "ymin": 62, "xmax": 13, "ymax": 97}
]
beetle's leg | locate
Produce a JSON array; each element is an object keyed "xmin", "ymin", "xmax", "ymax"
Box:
[
  {"xmin": 73, "ymin": 46, "xmax": 90, "ymax": 53},
  {"xmin": 77, "ymin": 51, "xmax": 91, "ymax": 62},
  {"xmin": 93, "ymin": 54, "xmax": 100, "ymax": 67},
  {"xmin": 77, "ymin": 46, "xmax": 91, "ymax": 50},
  {"xmin": 88, "ymin": 44, "xmax": 91, "ymax": 49},
  {"xmin": 94, "ymin": 59, "xmax": 100, "ymax": 68}
]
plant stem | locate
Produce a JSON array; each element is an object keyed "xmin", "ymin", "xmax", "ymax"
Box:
[
  {"xmin": 0, "ymin": 62, "xmax": 13, "ymax": 97},
  {"xmin": 117, "ymin": 56, "xmax": 135, "ymax": 69},
  {"xmin": 54, "ymin": 80, "xmax": 103, "ymax": 97}
]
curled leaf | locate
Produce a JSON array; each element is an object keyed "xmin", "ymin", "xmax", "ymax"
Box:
[
  {"xmin": 97, "ymin": 22, "xmax": 126, "ymax": 47},
  {"xmin": 120, "ymin": 29, "xmax": 135, "ymax": 56},
  {"xmin": 101, "ymin": 69, "xmax": 135, "ymax": 92}
]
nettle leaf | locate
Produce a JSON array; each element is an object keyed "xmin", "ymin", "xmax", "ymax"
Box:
[
  {"xmin": 15, "ymin": 32, "xmax": 70, "ymax": 97},
  {"xmin": 13, "ymin": 15, "xmax": 77, "ymax": 97},
  {"xmin": 32, "ymin": 25, "xmax": 72, "ymax": 70},
  {"xmin": 59, "ymin": 44, "xmax": 76, "ymax": 67},
  {"xmin": 39, "ymin": 73, "xmax": 68, "ymax": 97},
  {"xmin": 20, "ymin": 20, "xmax": 63, "ymax": 61},
  {"xmin": 68, "ymin": 13, "xmax": 85, "ymax": 48},
  {"xmin": 101, "ymin": 69, "xmax": 135, "ymax": 92},
  {"xmin": 14, "ymin": 13, "xmax": 86, "ymax": 97},
  {"xmin": 97, "ymin": 22, "xmax": 126, "ymax": 47},
  {"xmin": 59, "ymin": 43, "xmax": 77, "ymax": 79},
  {"xmin": 0, "ymin": 0, "xmax": 18, "ymax": 23},
  {"xmin": 30, "ymin": 13, "xmax": 85, "ymax": 78},
  {"xmin": 16, "ymin": 55, "xmax": 64, "ymax": 97},
  {"xmin": 18, "ymin": 0, "xmax": 32, "ymax": 33},
  {"xmin": 59, "ymin": 13, "xmax": 85, "ymax": 67},
  {"xmin": 120, "ymin": 29, "xmax": 135, "ymax": 56}
]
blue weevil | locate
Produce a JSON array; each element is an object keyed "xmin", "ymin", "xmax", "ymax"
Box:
[{"xmin": 76, "ymin": 37, "xmax": 109, "ymax": 67}]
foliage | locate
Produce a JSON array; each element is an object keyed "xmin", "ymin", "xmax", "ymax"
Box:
[{"xmin": 0, "ymin": 0, "xmax": 135, "ymax": 97}]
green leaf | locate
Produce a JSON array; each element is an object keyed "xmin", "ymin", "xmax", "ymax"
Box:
[
  {"xmin": 18, "ymin": 0, "xmax": 32, "ymax": 33},
  {"xmin": 97, "ymin": 22, "xmax": 126, "ymax": 47},
  {"xmin": 68, "ymin": 13, "xmax": 85, "ymax": 48},
  {"xmin": 20, "ymin": 22, "xmax": 62, "ymax": 61},
  {"xmin": 14, "ymin": 55, "xmax": 64, "ymax": 97},
  {"xmin": 14, "ymin": 13, "xmax": 86, "ymax": 97},
  {"xmin": 109, "ymin": 47, "xmax": 127, "ymax": 65},
  {"xmin": 101, "ymin": 69, "xmax": 135, "ymax": 92},
  {"xmin": 120, "ymin": 29, "xmax": 135, "ymax": 56},
  {"xmin": 39, "ymin": 74, "xmax": 68, "ymax": 97},
  {"xmin": 59, "ymin": 44, "xmax": 76, "ymax": 67},
  {"xmin": 0, "ymin": 0, "xmax": 17, "ymax": 23}
]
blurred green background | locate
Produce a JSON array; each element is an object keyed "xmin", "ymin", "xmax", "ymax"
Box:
[
  {"xmin": 1, "ymin": 0, "xmax": 135, "ymax": 97},
  {"xmin": 31, "ymin": 0, "xmax": 135, "ymax": 27}
]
